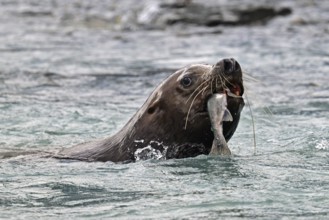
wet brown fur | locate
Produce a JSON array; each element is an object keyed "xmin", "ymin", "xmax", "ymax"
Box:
[{"xmin": 55, "ymin": 59, "xmax": 245, "ymax": 162}]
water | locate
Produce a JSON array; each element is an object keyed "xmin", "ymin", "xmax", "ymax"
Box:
[{"xmin": 1, "ymin": 0, "xmax": 329, "ymax": 219}]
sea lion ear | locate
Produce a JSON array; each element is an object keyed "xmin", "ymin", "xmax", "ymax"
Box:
[{"xmin": 147, "ymin": 91, "xmax": 162, "ymax": 114}]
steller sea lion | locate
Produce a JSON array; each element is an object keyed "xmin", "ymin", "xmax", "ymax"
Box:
[{"xmin": 55, "ymin": 58, "xmax": 245, "ymax": 162}]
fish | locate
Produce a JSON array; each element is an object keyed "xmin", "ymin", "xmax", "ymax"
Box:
[{"xmin": 207, "ymin": 93, "xmax": 233, "ymax": 156}]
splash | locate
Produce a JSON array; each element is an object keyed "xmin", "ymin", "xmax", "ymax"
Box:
[
  {"xmin": 134, "ymin": 141, "xmax": 168, "ymax": 161},
  {"xmin": 315, "ymin": 139, "xmax": 329, "ymax": 150}
]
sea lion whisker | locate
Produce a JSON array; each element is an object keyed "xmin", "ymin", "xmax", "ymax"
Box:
[
  {"xmin": 244, "ymin": 91, "xmax": 257, "ymax": 155},
  {"xmin": 243, "ymin": 71, "xmax": 259, "ymax": 83},
  {"xmin": 184, "ymin": 86, "xmax": 209, "ymax": 130},
  {"xmin": 202, "ymin": 85, "xmax": 209, "ymax": 96},
  {"xmin": 215, "ymin": 77, "xmax": 220, "ymax": 94},
  {"xmin": 210, "ymin": 77, "xmax": 214, "ymax": 94},
  {"xmin": 185, "ymin": 79, "xmax": 210, "ymax": 104},
  {"xmin": 185, "ymin": 82, "xmax": 207, "ymax": 105},
  {"xmin": 217, "ymin": 74, "xmax": 229, "ymax": 92},
  {"xmin": 220, "ymin": 74, "xmax": 235, "ymax": 88}
]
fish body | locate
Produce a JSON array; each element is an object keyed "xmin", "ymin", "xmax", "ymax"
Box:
[{"xmin": 207, "ymin": 93, "xmax": 233, "ymax": 156}]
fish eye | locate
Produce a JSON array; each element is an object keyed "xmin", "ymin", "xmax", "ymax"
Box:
[{"xmin": 180, "ymin": 76, "xmax": 192, "ymax": 87}]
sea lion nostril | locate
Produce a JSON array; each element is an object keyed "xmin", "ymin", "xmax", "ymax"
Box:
[
  {"xmin": 234, "ymin": 60, "xmax": 240, "ymax": 71},
  {"xmin": 223, "ymin": 58, "xmax": 234, "ymax": 73},
  {"xmin": 228, "ymin": 58, "xmax": 240, "ymax": 71},
  {"xmin": 217, "ymin": 58, "xmax": 240, "ymax": 73}
]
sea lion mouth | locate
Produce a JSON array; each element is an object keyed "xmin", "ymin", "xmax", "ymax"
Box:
[
  {"xmin": 200, "ymin": 58, "xmax": 244, "ymax": 114},
  {"xmin": 225, "ymin": 84, "xmax": 243, "ymax": 98},
  {"xmin": 212, "ymin": 58, "xmax": 243, "ymax": 101},
  {"xmin": 188, "ymin": 58, "xmax": 244, "ymax": 122},
  {"xmin": 201, "ymin": 78, "xmax": 243, "ymax": 112},
  {"xmin": 201, "ymin": 84, "xmax": 242, "ymax": 113}
]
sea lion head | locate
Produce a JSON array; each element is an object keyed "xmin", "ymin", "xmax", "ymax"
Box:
[
  {"xmin": 55, "ymin": 58, "xmax": 245, "ymax": 162},
  {"xmin": 135, "ymin": 58, "xmax": 245, "ymax": 159}
]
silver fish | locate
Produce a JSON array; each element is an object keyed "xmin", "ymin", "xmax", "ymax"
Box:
[{"xmin": 207, "ymin": 93, "xmax": 233, "ymax": 156}]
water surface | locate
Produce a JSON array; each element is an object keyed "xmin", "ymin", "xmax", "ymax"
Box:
[{"xmin": 0, "ymin": 0, "xmax": 329, "ymax": 219}]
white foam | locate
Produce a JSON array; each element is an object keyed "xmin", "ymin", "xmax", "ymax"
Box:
[
  {"xmin": 134, "ymin": 139, "xmax": 145, "ymax": 143},
  {"xmin": 315, "ymin": 139, "xmax": 329, "ymax": 150},
  {"xmin": 134, "ymin": 141, "xmax": 168, "ymax": 161}
]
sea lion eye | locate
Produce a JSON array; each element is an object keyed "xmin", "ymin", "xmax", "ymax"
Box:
[{"xmin": 180, "ymin": 76, "xmax": 192, "ymax": 87}]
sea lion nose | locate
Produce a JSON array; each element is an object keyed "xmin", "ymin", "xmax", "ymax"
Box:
[{"xmin": 216, "ymin": 58, "xmax": 240, "ymax": 73}]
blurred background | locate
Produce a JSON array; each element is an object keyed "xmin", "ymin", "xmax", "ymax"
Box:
[{"xmin": 0, "ymin": 0, "xmax": 328, "ymax": 219}]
